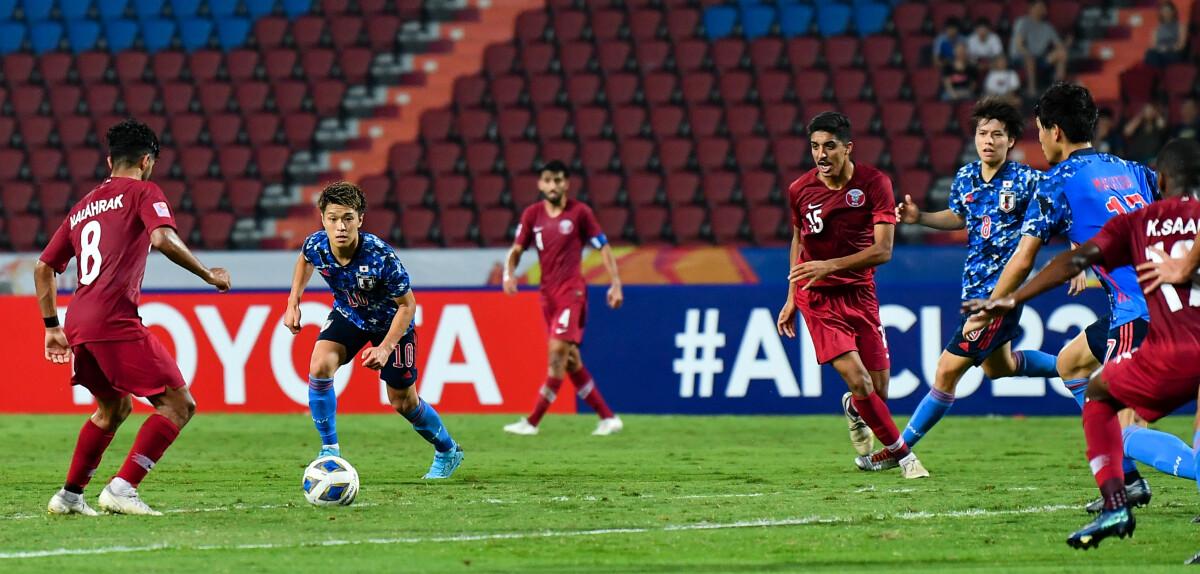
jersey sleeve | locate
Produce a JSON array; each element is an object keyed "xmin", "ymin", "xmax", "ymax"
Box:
[
  {"xmin": 382, "ymin": 249, "xmax": 412, "ymax": 298},
  {"xmin": 948, "ymin": 172, "xmax": 968, "ymax": 217},
  {"xmin": 514, "ymin": 206, "xmax": 536, "ymax": 249},
  {"xmin": 39, "ymin": 220, "xmax": 74, "ymax": 274},
  {"xmin": 137, "ymin": 182, "xmax": 177, "ymax": 233},
  {"xmin": 1089, "ymin": 211, "xmax": 1136, "ymax": 272},
  {"xmin": 1137, "ymin": 162, "xmax": 1160, "ymax": 201},
  {"xmin": 869, "ymin": 173, "xmax": 898, "ymax": 225},
  {"xmin": 579, "ymin": 204, "xmax": 606, "ymax": 245},
  {"xmin": 301, "ymin": 233, "xmax": 319, "ymax": 265},
  {"xmin": 1020, "ymin": 179, "xmax": 1071, "ymax": 241}
]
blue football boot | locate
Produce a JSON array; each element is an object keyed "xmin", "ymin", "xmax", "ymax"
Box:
[
  {"xmin": 422, "ymin": 444, "xmax": 464, "ymax": 479},
  {"xmin": 318, "ymin": 445, "xmax": 340, "ymax": 458}
]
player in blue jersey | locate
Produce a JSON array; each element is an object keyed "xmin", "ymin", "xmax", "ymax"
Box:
[
  {"xmin": 969, "ymin": 83, "xmax": 1162, "ymax": 506},
  {"xmin": 283, "ymin": 182, "xmax": 464, "ymax": 479},
  {"xmin": 856, "ymin": 98, "xmax": 1063, "ymax": 471}
]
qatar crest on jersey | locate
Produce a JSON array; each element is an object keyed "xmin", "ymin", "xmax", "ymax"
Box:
[
  {"xmin": 845, "ymin": 189, "xmax": 865, "ymax": 207},
  {"xmin": 558, "ymin": 219, "xmax": 575, "ymax": 234},
  {"xmin": 999, "ymin": 189, "xmax": 1017, "ymax": 213}
]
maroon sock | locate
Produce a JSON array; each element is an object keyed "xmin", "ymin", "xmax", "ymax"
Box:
[
  {"xmin": 115, "ymin": 414, "xmax": 181, "ymax": 488},
  {"xmin": 570, "ymin": 367, "xmax": 614, "ymax": 419},
  {"xmin": 852, "ymin": 392, "xmax": 911, "ymax": 459},
  {"xmin": 64, "ymin": 419, "xmax": 116, "ymax": 493},
  {"xmin": 1083, "ymin": 400, "xmax": 1127, "ymax": 510},
  {"xmin": 527, "ymin": 376, "xmax": 564, "ymax": 427}
]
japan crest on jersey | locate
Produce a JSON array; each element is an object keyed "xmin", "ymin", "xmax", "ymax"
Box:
[
  {"xmin": 999, "ymin": 189, "xmax": 1017, "ymax": 213},
  {"xmin": 356, "ymin": 265, "xmax": 376, "ymax": 290},
  {"xmin": 845, "ymin": 189, "xmax": 865, "ymax": 207}
]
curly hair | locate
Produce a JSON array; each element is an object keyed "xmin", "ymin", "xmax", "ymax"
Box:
[
  {"xmin": 317, "ymin": 181, "xmax": 366, "ymax": 214},
  {"xmin": 105, "ymin": 118, "xmax": 160, "ymax": 169},
  {"xmin": 970, "ymin": 96, "xmax": 1025, "ymax": 140}
]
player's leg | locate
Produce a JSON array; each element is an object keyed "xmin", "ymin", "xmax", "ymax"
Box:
[
  {"xmin": 1068, "ymin": 367, "xmax": 1137, "ymax": 549},
  {"xmin": 309, "ymin": 312, "xmax": 364, "ymax": 457},
  {"xmin": 833, "ymin": 352, "xmax": 927, "ymax": 478},
  {"xmin": 1121, "ymin": 425, "xmax": 1195, "ymax": 480},
  {"xmin": 565, "ymin": 344, "xmax": 622, "ymax": 435},
  {"xmin": 1059, "ymin": 329, "xmax": 1102, "ymax": 408},
  {"xmin": 381, "ymin": 330, "xmax": 463, "ymax": 479},
  {"xmin": 901, "ymin": 351, "xmax": 973, "ymax": 449}
]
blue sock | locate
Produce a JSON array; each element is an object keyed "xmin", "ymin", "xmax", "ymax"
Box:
[
  {"xmin": 1063, "ymin": 378, "xmax": 1088, "ymax": 409},
  {"xmin": 1123, "ymin": 426, "xmax": 1195, "ymax": 479},
  {"xmin": 308, "ymin": 376, "xmax": 338, "ymax": 446},
  {"xmin": 404, "ymin": 399, "xmax": 455, "ymax": 453},
  {"xmin": 901, "ymin": 388, "xmax": 955, "ymax": 448},
  {"xmin": 1011, "ymin": 350, "xmax": 1059, "ymax": 378}
]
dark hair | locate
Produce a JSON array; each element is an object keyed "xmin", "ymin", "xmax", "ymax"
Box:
[
  {"xmin": 105, "ymin": 118, "xmax": 160, "ymax": 168},
  {"xmin": 974, "ymin": 18, "xmax": 991, "ymax": 30},
  {"xmin": 970, "ymin": 96, "xmax": 1025, "ymax": 140},
  {"xmin": 1156, "ymin": 138, "xmax": 1200, "ymax": 193},
  {"xmin": 944, "ymin": 18, "xmax": 961, "ymax": 30},
  {"xmin": 1160, "ymin": 1, "xmax": 1178, "ymax": 21},
  {"xmin": 539, "ymin": 160, "xmax": 569, "ymax": 176},
  {"xmin": 1034, "ymin": 82, "xmax": 1098, "ymax": 144},
  {"xmin": 317, "ymin": 181, "xmax": 366, "ymax": 214},
  {"xmin": 807, "ymin": 111, "xmax": 853, "ymax": 144},
  {"xmin": 1098, "ymin": 107, "xmax": 1115, "ymax": 120}
]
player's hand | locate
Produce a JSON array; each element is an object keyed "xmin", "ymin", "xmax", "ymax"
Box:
[
  {"xmin": 777, "ymin": 301, "xmax": 797, "ymax": 338},
  {"xmin": 896, "ymin": 195, "xmax": 920, "ymax": 224},
  {"xmin": 502, "ymin": 275, "xmax": 518, "ymax": 296},
  {"xmin": 284, "ymin": 304, "xmax": 302, "ymax": 335},
  {"xmin": 360, "ymin": 345, "xmax": 393, "ymax": 371},
  {"xmin": 1067, "ymin": 271, "xmax": 1088, "ymax": 296},
  {"xmin": 1137, "ymin": 244, "xmax": 1193, "ymax": 294},
  {"xmin": 207, "ymin": 267, "xmax": 231, "ymax": 293},
  {"xmin": 789, "ymin": 260, "xmax": 838, "ymax": 290},
  {"xmin": 607, "ymin": 282, "xmax": 623, "ymax": 309},
  {"xmin": 961, "ymin": 312, "xmax": 994, "ymax": 338},
  {"xmin": 44, "ymin": 327, "xmax": 70, "ymax": 364},
  {"xmin": 959, "ymin": 297, "xmax": 1016, "ymax": 336}
]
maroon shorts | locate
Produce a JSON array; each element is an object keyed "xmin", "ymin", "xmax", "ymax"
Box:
[
  {"xmin": 71, "ymin": 336, "xmax": 186, "ymax": 400},
  {"xmin": 541, "ymin": 289, "xmax": 588, "ymax": 343},
  {"xmin": 1103, "ymin": 344, "xmax": 1200, "ymax": 422},
  {"xmin": 795, "ymin": 283, "xmax": 889, "ymax": 371}
]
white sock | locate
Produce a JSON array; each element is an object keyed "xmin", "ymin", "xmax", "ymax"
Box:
[
  {"xmin": 58, "ymin": 489, "xmax": 81, "ymax": 503},
  {"xmin": 110, "ymin": 477, "xmax": 134, "ymax": 492},
  {"xmin": 898, "ymin": 453, "xmax": 916, "ymax": 465}
]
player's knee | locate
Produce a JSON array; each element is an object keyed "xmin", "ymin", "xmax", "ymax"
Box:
[
  {"xmin": 309, "ymin": 356, "xmax": 338, "ymax": 379},
  {"xmin": 389, "ymin": 388, "xmax": 419, "ymax": 414},
  {"xmin": 1083, "ymin": 373, "xmax": 1111, "ymax": 402}
]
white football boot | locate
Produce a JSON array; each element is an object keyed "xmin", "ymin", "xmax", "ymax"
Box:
[
  {"xmin": 592, "ymin": 416, "xmax": 624, "ymax": 436},
  {"xmin": 47, "ymin": 489, "xmax": 99, "ymax": 516},
  {"xmin": 98, "ymin": 478, "xmax": 162, "ymax": 516},
  {"xmin": 503, "ymin": 418, "xmax": 539, "ymax": 435}
]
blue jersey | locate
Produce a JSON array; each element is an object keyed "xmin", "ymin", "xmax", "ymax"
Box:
[
  {"xmin": 1021, "ymin": 148, "xmax": 1157, "ymax": 327},
  {"xmin": 948, "ymin": 160, "xmax": 1042, "ymax": 300},
  {"xmin": 302, "ymin": 231, "xmax": 412, "ymax": 333}
]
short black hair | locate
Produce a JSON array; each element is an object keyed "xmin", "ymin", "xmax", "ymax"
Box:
[
  {"xmin": 317, "ymin": 181, "xmax": 366, "ymax": 214},
  {"xmin": 945, "ymin": 18, "xmax": 962, "ymax": 30},
  {"xmin": 539, "ymin": 160, "xmax": 569, "ymax": 176},
  {"xmin": 1034, "ymin": 82, "xmax": 1098, "ymax": 144},
  {"xmin": 105, "ymin": 118, "xmax": 160, "ymax": 168},
  {"xmin": 807, "ymin": 111, "xmax": 852, "ymax": 144},
  {"xmin": 1156, "ymin": 138, "xmax": 1200, "ymax": 194},
  {"xmin": 1098, "ymin": 107, "xmax": 1115, "ymax": 120},
  {"xmin": 974, "ymin": 18, "xmax": 991, "ymax": 29},
  {"xmin": 970, "ymin": 96, "xmax": 1025, "ymax": 140}
]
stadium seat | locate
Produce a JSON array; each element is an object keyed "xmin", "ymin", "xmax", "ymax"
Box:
[
  {"xmin": 642, "ymin": 72, "xmax": 677, "ymax": 107},
  {"xmin": 301, "ymin": 49, "xmax": 336, "ymax": 79},
  {"xmin": 199, "ymin": 212, "xmax": 235, "ymax": 250},
  {"xmin": 748, "ymin": 37, "xmax": 783, "ymax": 72},
  {"xmin": 680, "ymin": 72, "xmax": 715, "ymax": 104},
  {"xmin": 968, "ymin": 1, "xmax": 1004, "ymax": 28},
  {"xmin": 7, "ymin": 214, "xmax": 41, "ymax": 251},
  {"xmin": 853, "ymin": 3, "xmax": 891, "ymax": 37},
  {"xmin": 1, "ymin": 183, "xmax": 34, "ymax": 216},
  {"xmin": 477, "ymin": 207, "xmax": 514, "ymax": 246},
  {"xmin": 432, "ymin": 175, "xmax": 468, "ymax": 208},
  {"xmin": 666, "ymin": 9, "xmax": 699, "ymax": 41},
  {"xmin": 179, "ymin": 18, "xmax": 213, "ymax": 52},
  {"xmin": 48, "ymin": 85, "xmax": 81, "ymax": 117},
  {"xmin": 509, "ymin": 174, "xmax": 541, "ymax": 208},
  {"xmin": 929, "ymin": 135, "xmax": 965, "ymax": 176},
  {"xmin": 66, "ymin": 21, "xmax": 101, "ymax": 53},
  {"xmin": 188, "ymin": 50, "xmax": 222, "ymax": 84},
  {"xmin": 168, "ymin": 114, "xmax": 206, "ymax": 147},
  {"xmin": 779, "ymin": 4, "xmax": 814, "ymax": 38},
  {"xmin": 670, "ymin": 205, "xmax": 707, "ymax": 244},
  {"xmin": 625, "ymin": 172, "xmax": 661, "ymax": 207},
  {"xmin": 814, "ymin": 3, "xmax": 851, "ymax": 37},
  {"xmin": 272, "ymin": 80, "xmax": 307, "ymax": 114},
  {"xmin": 558, "ymin": 41, "xmax": 593, "ymax": 76},
  {"xmin": 310, "ymin": 80, "xmax": 345, "ymax": 116},
  {"xmin": 831, "ymin": 69, "xmax": 866, "ymax": 102},
  {"xmin": 896, "ymin": 169, "xmax": 933, "ymax": 207},
  {"xmin": 483, "ymin": 43, "xmax": 515, "ymax": 77},
  {"xmin": 469, "ymin": 175, "xmax": 505, "ymax": 209},
  {"xmin": 792, "ymin": 69, "xmax": 827, "ymax": 102},
  {"xmin": 595, "ymin": 42, "xmax": 630, "ymax": 74},
  {"xmin": 823, "ymin": 36, "xmax": 858, "ymax": 70},
  {"xmin": 612, "ymin": 106, "xmax": 646, "ymax": 140},
  {"xmin": 592, "ymin": 10, "xmax": 625, "ymax": 43},
  {"xmin": 114, "ymin": 51, "xmax": 149, "ymax": 83},
  {"xmin": 438, "ymin": 207, "xmax": 476, "ymax": 247},
  {"xmin": 170, "ymin": 0, "xmax": 202, "ymax": 20},
  {"xmin": 702, "ymin": 6, "xmax": 737, "ymax": 40},
  {"xmin": 526, "ymin": 74, "xmax": 561, "ymax": 108},
  {"xmin": 888, "ymin": 135, "xmax": 925, "ymax": 171},
  {"xmin": 709, "ymin": 205, "xmax": 745, "ymax": 243},
  {"xmin": 918, "ymin": 102, "xmax": 954, "ymax": 136},
  {"xmin": 635, "ymin": 40, "xmax": 671, "ymax": 73},
  {"xmin": 632, "ymin": 205, "xmax": 668, "ymax": 244},
  {"xmin": 930, "ymin": 3, "xmax": 967, "ymax": 30},
  {"xmin": 1163, "ymin": 63, "xmax": 1197, "ymax": 99},
  {"xmin": 909, "ymin": 68, "xmax": 941, "ymax": 102},
  {"xmin": 255, "ymin": 145, "xmax": 290, "ymax": 183},
  {"xmin": 520, "ymin": 42, "xmax": 554, "ymax": 76},
  {"xmin": 235, "ymin": 81, "xmax": 270, "ymax": 114},
  {"xmin": 629, "ymin": 9, "xmax": 663, "ymax": 41},
  {"xmin": 393, "ymin": 175, "xmax": 430, "ymax": 209},
  {"xmin": 20, "ymin": 0, "xmax": 53, "ymax": 22},
  {"xmin": 228, "ymin": 179, "xmax": 264, "ymax": 217},
  {"xmin": 0, "ymin": 23, "xmax": 26, "ymax": 55},
  {"xmin": 30, "ymin": 22, "xmax": 64, "ymax": 54},
  {"xmin": 879, "ymin": 101, "xmax": 915, "ymax": 136},
  {"xmin": 151, "ymin": 50, "xmax": 185, "ymax": 82},
  {"xmin": 21, "ymin": 117, "xmax": 54, "ymax": 148},
  {"xmin": 740, "ymin": 5, "xmax": 775, "ymax": 41},
  {"xmin": 674, "ymin": 39, "xmax": 707, "ymax": 73},
  {"xmin": 99, "ymin": 0, "xmax": 130, "ymax": 21},
  {"xmin": 10, "ymin": 85, "xmax": 43, "ymax": 118},
  {"xmin": 871, "ymin": 68, "xmax": 905, "ymax": 102},
  {"xmin": 139, "ymin": 18, "xmax": 175, "ymax": 52},
  {"xmin": 179, "ymin": 146, "xmax": 215, "ymax": 180},
  {"xmin": 718, "ymin": 72, "xmax": 753, "ymax": 104},
  {"xmin": 853, "ymin": 135, "xmax": 885, "ymax": 166},
  {"xmin": 698, "ymin": 171, "xmax": 736, "ymax": 205},
  {"xmin": 695, "ymin": 137, "xmax": 730, "ymax": 172},
  {"xmin": 198, "ymin": 83, "xmax": 233, "ymax": 114},
  {"xmin": 282, "ymin": 0, "xmax": 314, "ymax": 18},
  {"xmin": 862, "ymin": 35, "xmax": 896, "ymax": 69},
  {"xmin": 208, "ymin": 113, "xmax": 242, "ymax": 146},
  {"xmin": 584, "ymin": 173, "xmax": 622, "ymax": 207},
  {"xmin": 515, "ymin": 10, "xmax": 547, "ymax": 44},
  {"xmin": 216, "ymin": 17, "xmax": 252, "ymax": 51},
  {"xmin": 464, "ymin": 142, "xmax": 499, "ymax": 176},
  {"xmin": 725, "ymin": 105, "xmax": 761, "ymax": 139},
  {"xmin": 594, "ymin": 206, "xmax": 629, "ymax": 241},
  {"xmin": 400, "ymin": 208, "xmax": 437, "ymax": 247},
  {"xmin": 748, "ymin": 204, "xmax": 787, "ymax": 245},
  {"xmin": 489, "ymin": 74, "xmax": 523, "ymax": 108},
  {"xmin": 246, "ymin": 113, "xmax": 280, "ymax": 145}
]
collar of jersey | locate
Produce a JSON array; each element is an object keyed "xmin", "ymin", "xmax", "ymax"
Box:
[
  {"xmin": 975, "ymin": 159, "xmax": 1010, "ymax": 186},
  {"xmin": 1068, "ymin": 147, "xmax": 1099, "ymax": 159},
  {"xmin": 326, "ymin": 232, "xmax": 364, "ymax": 268}
]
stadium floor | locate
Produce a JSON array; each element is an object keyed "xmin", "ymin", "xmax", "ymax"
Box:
[{"xmin": 4, "ymin": 413, "xmax": 1199, "ymax": 572}]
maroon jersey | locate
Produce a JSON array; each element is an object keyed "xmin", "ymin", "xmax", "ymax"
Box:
[
  {"xmin": 39, "ymin": 177, "xmax": 178, "ymax": 345},
  {"xmin": 514, "ymin": 199, "xmax": 604, "ymax": 295},
  {"xmin": 1090, "ymin": 195, "xmax": 1200, "ymax": 369},
  {"xmin": 788, "ymin": 162, "xmax": 897, "ymax": 288}
]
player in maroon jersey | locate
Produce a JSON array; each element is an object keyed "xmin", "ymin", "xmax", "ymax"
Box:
[
  {"xmin": 776, "ymin": 112, "xmax": 929, "ymax": 479},
  {"xmin": 501, "ymin": 160, "xmax": 624, "ymax": 436},
  {"xmin": 963, "ymin": 138, "xmax": 1200, "ymax": 555},
  {"xmin": 35, "ymin": 120, "xmax": 230, "ymax": 516}
]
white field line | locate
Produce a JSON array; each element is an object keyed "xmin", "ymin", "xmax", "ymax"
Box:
[{"xmin": 0, "ymin": 504, "xmax": 1082, "ymax": 560}]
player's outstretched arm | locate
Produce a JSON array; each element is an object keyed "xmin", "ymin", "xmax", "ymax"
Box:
[
  {"xmin": 502, "ymin": 244, "xmax": 524, "ymax": 296},
  {"xmin": 362, "ymin": 290, "xmax": 417, "ymax": 370},
  {"xmin": 988, "ymin": 234, "xmax": 1043, "ymax": 299},
  {"xmin": 778, "ymin": 226, "xmax": 802, "ymax": 338},
  {"xmin": 150, "ymin": 226, "xmax": 229, "ymax": 292},
  {"xmin": 284, "ymin": 253, "xmax": 314, "ymax": 335},
  {"xmin": 963, "ymin": 241, "xmax": 1103, "ymax": 332},
  {"xmin": 897, "ymin": 194, "xmax": 965, "ymax": 230},
  {"xmin": 33, "ymin": 260, "xmax": 69, "ymax": 364},
  {"xmin": 1138, "ymin": 230, "xmax": 1200, "ymax": 293},
  {"xmin": 789, "ymin": 223, "xmax": 893, "ymax": 290},
  {"xmin": 598, "ymin": 244, "xmax": 623, "ymax": 309}
]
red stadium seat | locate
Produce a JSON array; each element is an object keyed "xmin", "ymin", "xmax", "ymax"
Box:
[
  {"xmin": 862, "ymin": 35, "xmax": 896, "ymax": 69},
  {"xmin": 74, "ymin": 51, "xmax": 110, "ymax": 86},
  {"xmin": 365, "ymin": 15, "xmax": 399, "ymax": 52},
  {"xmin": 592, "ymin": 10, "xmax": 625, "ymax": 43},
  {"xmin": 393, "ymin": 175, "xmax": 430, "ymax": 209},
  {"xmin": 254, "ymin": 16, "xmax": 288, "ymax": 49},
  {"xmin": 665, "ymin": 8, "xmax": 699, "ymax": 41},
  {"xmin": 471, "ymin": 175, "xmax": 506, "ymax": 208},
  {"xmin": 670, "ymin": 205, "xmax": 706, "ymax": 245},
  {"xmin": 7, "ymin": 214, "xmax": 42, "ymax": 251},
  {"xmin": 581, "ymin": 139, "xmax": 618, "ymax": 173},
  {"xmin": 168, "ymin": 114, "xmax": 205, "ymax": 146},
  {"xmin": 710, "ymin": 38, "xmax": 745, "ymax": 74},
  {"xmin": 2, "ymin": 54, "xmax": 35, "ymax": 87},
  {"xmin": 48, "ymin": 85, "xmax": 82, "ymax": 118},
  {"xmin": 772, "ymin": 136, "xmax": 808, "ymax": 171},
  {"xmin": 235, "ymin": 82, "xmax": 270, "ymax": 114},
  {"xmin": 686, "ymin": 105, "xmax": 721, "ymax": 138},
  {"xmin": 625, "ymin": 172, "xmax": 662, "ymax": 207},
  {"xmin": 208, "ymin": 113, "xmax": 244, "ymax": 148},
  {"xmin": 521, "ymin": 42, "xmax": 555, "ymax": 76},
  {"xmin": 263, "ymin": 49, "xmax": 298, "ymax": 82},
  {"xmin": 228, "ymin": 178, "xmax": 264, "ymax": 217},
  {"xmin": 310, "ymin": 80, "xmax": 346, "ymax": 116},
  {"xmin": 122, "ymin": 83, "xmax": 157, "ymax": 116},
  {"xmin": 709, "ymin": 205, "xmax": 746, "ymax": 243},
  {"xmin": 585, "ymin": 173, "xmax": 622, "ymax": 207},
  {"xmin": 930, "ymin": 3, "xmax": 967, "ymax": 30},
  {"xmin": 302, "ymin": 49, "xmax": 336, "ymax": 80},
  {"xmin": 497, "ymin": 108, "xmax": 531, "ymax": 142},
  {"xmin": 900, "ymin": 35, "xmax": 932, "ymax": 70},
  {"xmin": 910, "ymin": 68, "xmax": 942, "ymax": 102},
  {"xmin": 968, "ymin": 2, "xmax": 1004, "ymax": 29},
  {"xmin": 748, "ymin": 37, "xmax": 784, "ymax": 72},
  {"xmin": 658, "ymin": 138, "xmax": 693, "ymax": 173},
  {"xmin": 649, "ymin": 106, "xmax": 684, "ymax": 138},
  {"xmin": 339, "ymin": 47, "xmax": 372, "ymax": 85},
  {"xmin": 225, "ymin": 49, "xmax": 259, "ymax": 83},
  {"xmin": 399, "ymin": 208, "xmax": 437, "ymax": 247},
  {"xmin": 432, "ymin": 175, "xmax": 468, "ymax": 208},
  {"xmin": 273, "ymin": 81, "xmax": 308, "ymax": 114},
  {"xmin": 160, "ymin": 82, "xmax": 195, "ymax": 116},
  {"xmin": 509, "ymin": 174, "xmax": 541, "ymax": 208},
  {"xmin": 65, "ymin": 147, "xmax": 100, "ymax": 181},
  {"xmin": 329, "ymin": 15, "xmax": 363, "ymax": 50},
  {"xmin": 571, "ymin": 106, "xmax": 608, "ymax": 141},
  {"xmin": 823, "ymin": 37, "xmax": 859, "ymax": 71},
  {"xmin": 842, "ymin": 101, "xmax": 876, "ymax": 135},
  {"xmin": 918, "ymin": 102, "xmax": 954, "ymax": 136},
  {"xmin": 438, "ymin": 207, "xmax": 476, "ymax": 247},
  {"xmin": 359, "ymin": 174, "xmax": 390, "ymax": 209},
  {"xmin": 896, "ymin": 169, "xmax": 933, "ymax": 207},
  {"xmin": 748, "ymin": 204, "xmax": 788, "ymax": 245},
  {"xmin": 725, "ymin": 105, "xmax": 760, "ymax": 139},
  {"xmin": 159, "ymin": 181, "xmax": 185, "ymax": 208},
  {"xmin": 11, "ymin": 86, "xmax": 45, "ymax": 118},
  {"xmin": 763, "ymin": 104, "xmax": 799, "ymax": 137},
  {"xmin": 489, "ymin": 75, "xmax": 523, "ymax": 109},
  {"xmin": 680, "ymin": 73, "xmax": 715, "ymax": 104},
  {"xmin": 629, "ymin": 9, "xmax": 663, "ymax": 40},
  {"xmin": 793, "ymin": 69, "xmax": 828, "ymax": 103},
  {"xmin": 1163, "ymin": 63, "xmax": 1197, "ymax": 99},
  {"xmin": 879, "ymin": 100, "xmax": 915, "ymax": 136},
  {"xmin": 632, "ymin": 206, "xmax": 668, "ymax": 244},
  {"xmin": 552, "ymin": 10, "xmax": 586, "ymax": 43},
  {"xmin": 892, "ymin": 2, "xmax": 928, "ymax": 37},
  {"xmin": 189, "ymin": 179, "xmax": 225, "ymax": 215},
  {"xmin": 85, "ymin": 84, "xmax": 119, "ymax": 116},
  {"xmin": 558, "ymin": 41, "xmax": 593, "ymax": 76},
  {"xmin": 255, "ymin": 145, "xmax": 290, "ymax": 183},
  {"xmin": 291, "ymin": 16, "xmax": 326, "ymax": 50},
  {"xmin": 540, "ymin": 140, "xmax": 577, "ymax": 167},
  {"xmin": 527, "ymin": 74, "xmax": 561, "ymax": 108},
  {"xmin": 634, "ymin": 40, "xmax": 671, "ymax": 73},
  {"xmin": 617, "ymin": 139, "xmax": 653, "ymax": 173},
  {"xmin": 853, "ymin": 135, "xmax": 885, "ymax": 166},
  {"xmin": 483, "ymin": 43, "xmax": 516, "ymax": 78},
  {"xmin": 740, "ymin": 170, "xmax": 777, "ymax": 205},
  {"xmin": 674, "ymin": 38, "xmax": 708, "ymax": 73},
  {"xmin": 452, "ymin": 76, "xmax": 487, "ymax": 108},
  {"xmin": 734, "ymin": 137, "xmax": 770, "ymax": 171},
  {"xmin": 465, "ymin": 142, "xmax": 500, "ymax": 175},
  {"xmin": 199, "ymin": 212, "xmax": 236, "ymax": 249},
  {"xmin": 594, "ymin": 206, "xmax": 629, "ymax": 241},
  {"xmin": 695, "ymin": 137, "xmax": 730, "ymax": 172},
  {"xmin": 756, "ymin": 71, "xmax": 791, "ymax": 105},
  {"xmin": 699, "ymin": 171, "xmax": 737, "ymax": 205},
  {"xmin": 22, "ymin": 118, "xmax": 54, "ymax": 149},
  {"xmin": 642, "ymin": 72, "xmax": 677, "ymax": 107},
  {"xmin": 198, "ymin": 83, "xmax": 233, "ymax": 114},
  {"xmin": 832, "ymin": 70, "xmax": 867, "ymax": 102},
  {"xmin": 602, "ymin": 73, "xmax": 638, "ymax": 107},
  {"xmin": 426, "ymin": 142, "xmax": 462, "ymax": 176},
  {"xmin": 503, "ymin": 141, "xmax": 538, "ymax": 174},
  {"xmin": 420, "ymin": 108, "xmax": 454, "ymax": 143},
  {"xmin": 1, "ymin": 182, "xmax": 34, "ymax": 215},
  {"xmin": 282, "ymin": 113, "xmax": 317, "ymax": 149},
  {"xmin": 38, "ymin": 181, "xmax": 71, "ymax": 218},
  {"xmin": 187, "ymin": 51, "xmax": 223, "ymax": 84},
  {"xmin": 39, "ymin": 53, "xmax": 73, "ymax": 87},
  {"xmin": 515, "ymin": 10, "xmax": 548, "ymax": 44},
  {"xmin": 871, "ymin": 69, "xmax": 906, "ymax": 103},
  {"xmin": 889, "ymin": 135, "xmax": 925, "ymax": 171},
  {"xmin": 929, "ymin": 135, "xmax": 965, "ymax": 176},
  {"xmin": 612, "ymin": 106, "xmax": 646, "ymax": 140},
  {"xmin": 360, "ymin": 209, "xmax": 397, "ymax": 243},
  {"xmin": 0, "ymin": 149, "xmax": 23, "ymax": 182},
  {"xmin": 718, "ymin": 72, "xmax": 753, "ymax": 104},
  {"xmin": 786, "ymin": 37, "xmax": 821, "ymax": 70},
  {"xmin": 477, "ymin": 207, "xmax": 514, "ymax": 246},
  {"xmin": 663, "ymin": 171, "xmax": 700, "ymax": 205},
  {"xmin": 218, "ymin": 146, "xmax": 252, "ymax": 177}
]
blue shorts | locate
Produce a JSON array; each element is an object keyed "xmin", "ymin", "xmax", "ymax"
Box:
[
  {"xmin": 1085, "ymin": 313, "xmax": 1148, "ymax": 364},
  {"xmin": 945, "ymin": 304, "xmax": 1025, "ymax": 366},
  {"xmin": 318, "ymin": 311, "xmax": 419, "ymax": 389}
]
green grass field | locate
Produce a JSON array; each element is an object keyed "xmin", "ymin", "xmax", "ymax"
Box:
[{"xmin": 3, "ymin": 413, "xmax": 1199, "ymax": 572}]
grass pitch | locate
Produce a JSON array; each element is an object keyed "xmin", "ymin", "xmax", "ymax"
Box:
[{"xmin": 3, "ymin": 413, "xmax": 1199, "ymax": 572}]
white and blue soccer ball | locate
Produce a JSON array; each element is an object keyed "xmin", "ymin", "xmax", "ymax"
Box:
[{"xmin": 302, "ymin": 456, "xmax": 359, "ymax": 507}]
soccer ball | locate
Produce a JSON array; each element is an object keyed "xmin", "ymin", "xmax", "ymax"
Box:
[{"xmin": 302, "ymin": 456, "xmax": 359, "ymax": 506}]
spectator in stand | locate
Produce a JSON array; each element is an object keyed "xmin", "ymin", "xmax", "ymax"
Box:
[
  {"xmin": 967, "ymin": 19, "xmax": 1004, "ymax": 68},
  {"xmin": 1144, "ymin": 1, "xmax": 1186, "ymax": 67},
  {"xmin": 1169, "ymin": 98, "xmax": 1200, "ymax": 140},
  {"xmin": 1094, "ymin": 107, "xmax": 1124, "ymax": 156},
  {"xmin": 1123, "ymin": 102, "xmax": 1168, "ymax": 164},
  {"xmin": 1010, "ymin": 0, "xmax": 1069, "ymax": 97},
  {"xmin": 933, "ymin": 18, "xmax": 966, "ymax": 69},
  {"xmin": 982, "ymin": 54, "xmax": 1021, "ymax": 105},
  {"xmin": 942, "ymin": 43, "xmax": 978, "ymax": 102}
]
